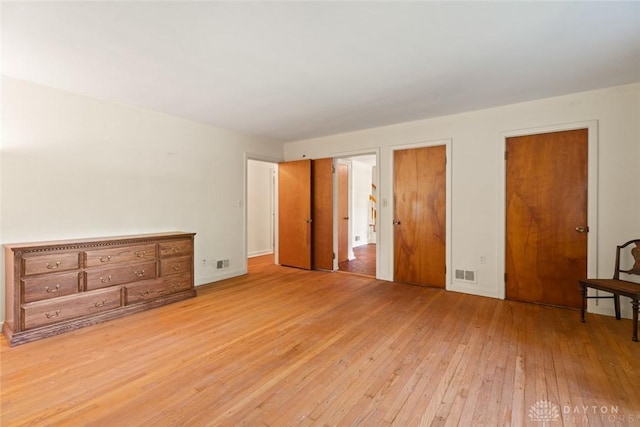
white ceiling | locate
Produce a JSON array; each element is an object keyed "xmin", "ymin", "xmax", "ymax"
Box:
[{"xmin": 3, "ymin": 2, "xmax": 639, "ymax": 142}]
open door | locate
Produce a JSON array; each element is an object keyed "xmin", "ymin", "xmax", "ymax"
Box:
[
  {"xmin": 337, "ymin": 162, "xmax": 349, "ymax": 263},
  {"xmin": 278, "ymin": 158, "xmax": 333, "ymax": 270},
  {"xmin": 312, "ymin": 158, "xmax": 334, "ymax": 270},
  {"xmin": 279, "ymin": 160, "xmax": 312, "ymax": 269}
]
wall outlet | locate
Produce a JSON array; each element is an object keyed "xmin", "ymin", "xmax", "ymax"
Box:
[{"xmin": 355, "ymin": 235, "xmax": 360, "ymax": 241}]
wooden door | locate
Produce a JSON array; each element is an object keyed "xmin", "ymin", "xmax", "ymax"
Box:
[
  {"xmin": 337, "ymin": 163, "xmax": 349, "ymax": 263},
  {"xmin": 312, "ymin": 158, "xmax": 334, "ymax": 270},
  {"xmin": 505, "ymin": 129, "xmax": 588, "ymax": 308},
  {"xmin": 393, "ymin": 146, "xmax": 446, "ymax": 287},
  {"xmin": 279, "ymin": 160, "xmax": 312, "ymax": 269},
  {"xmin": 278, "ymin": 158, "xmax": 334, "ymax": 270}
]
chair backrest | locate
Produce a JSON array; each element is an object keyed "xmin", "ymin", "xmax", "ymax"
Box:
[{"xmin": 613, "ymin": 239, "xmax": 640, "ymax": 280}]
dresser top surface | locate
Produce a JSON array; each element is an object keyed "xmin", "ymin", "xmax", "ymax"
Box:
[{"xmin": 4, "ymin": 232, "xmax": 196, "ymax": 252}]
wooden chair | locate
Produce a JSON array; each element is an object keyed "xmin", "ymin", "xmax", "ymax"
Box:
[{"xmin": 579, "ymin": 239, "xmax": 640, "ymax": 341}]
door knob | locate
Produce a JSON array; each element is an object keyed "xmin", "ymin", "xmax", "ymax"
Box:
[
  {"xmin": 575, "ymin": 226, "xmax": 588, "ymax": 233},
  {"xmin": 393, "ymin": 220, "xmax": 401, "ymax": 225}
]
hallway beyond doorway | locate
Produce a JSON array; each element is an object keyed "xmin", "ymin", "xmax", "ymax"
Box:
[{"xmin": 339, "ymin": 244, "xmax": 376, "ymax": 277}]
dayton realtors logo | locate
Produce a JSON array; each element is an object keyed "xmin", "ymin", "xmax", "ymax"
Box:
[
  {"xmin": 529, "ymin": 400, "xmax": 561, "ymax": 425},
  {"xmin": 529, "ymin": 400, "xmax": 635, "ymax": 424}
]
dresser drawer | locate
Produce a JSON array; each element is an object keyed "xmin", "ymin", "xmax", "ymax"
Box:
[
  {"xmin": 22, "ymin": 252, "xmax": 80, "ymax": 276},
  {"xmin": 125, "ymin": 273, "xmax": 192, "ymax": 304},
  {"xmin": 84, "ymin": 243, "xmax": 156, "ymax": 267},
  {"xmin": 22, "ymin": 272, "xmax": 81, "ymax": 303},
  {"xmin": 160, "ymin": 256, "xmax": 192, "ymax": 277},
  {"xmin": 86, "ymin": 261, "xmax": 157, "ymax": 290},
  {"xmin": 22, "ymin": 287, "xmax": 122, "ymax": 329},
  {"xmin": 159, "ymin": 239, "xmax": 192, "ymax": 258}
]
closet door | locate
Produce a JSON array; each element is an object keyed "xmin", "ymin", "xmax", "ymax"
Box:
[
  {"xmin": 337, "ymin": 163, "xmax": 349, "ymax": 263},
  {"xmin": 505, "ymin": 129, "xmax": 588, "ymax": 308},
  {"xmin": 278, "ymin": 158, "xmax": 334, "ymax": 270},
  {"xmin": 312, "ymin": 158, "xmax": 334, "ymax": 270},
  {"xmin": 393, "ymin": 145, "xmax": 446, "ymax": 287},
  {"xmin": 279, "ymin": 160, "xmax": 312, "ymax": 269}
]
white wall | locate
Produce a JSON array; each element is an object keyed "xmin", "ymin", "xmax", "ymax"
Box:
[
  {"xmin": 0, "ymin": 77, "xmax": 284, "ymax": 322},
  {"xmin": 351, "ymin": 159, "xmax": 373, "ymax": 248},
  {"xmin": 247, "ymin": 159, "xmax": 276, "ymax": 257},
  {"xmin": 285, "ymin": 83, "xmax": 640, "ymax": 318}
]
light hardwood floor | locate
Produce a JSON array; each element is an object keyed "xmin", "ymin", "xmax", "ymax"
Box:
[{"xmin": 2, "ymin": 255, "xmax": 639, "ymax": 426}]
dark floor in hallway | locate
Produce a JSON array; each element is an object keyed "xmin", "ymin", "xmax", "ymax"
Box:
[{"xmin": 339, "ymin": 243, "xmax": 376, "ymax": 277}]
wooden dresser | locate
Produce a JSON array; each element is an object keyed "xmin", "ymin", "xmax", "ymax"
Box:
[{"xmin": 3, "ymin": 232, "xmax": 196, "ymax": 346}]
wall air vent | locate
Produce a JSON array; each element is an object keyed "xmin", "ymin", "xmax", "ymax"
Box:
[{"xmin": 455, "ymin": 269, "xmax": 476, "ymax": 283}]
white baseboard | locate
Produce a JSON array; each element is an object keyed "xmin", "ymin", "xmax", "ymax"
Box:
[
  {"xmin": 196, "ymin": 268, "xmax": 247, "ymax": 286},
  {"xmin": 447, "ymin": 283, "xmax": 501, "ymax": 299},
  {"xmin": 248, "ymin": 250, "xmax": 274, "ymax": 258}
]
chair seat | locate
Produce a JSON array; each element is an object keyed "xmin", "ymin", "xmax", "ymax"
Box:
[{"xmin": 579, "ymin": 278, "xmax": 640, "ymax": 298}]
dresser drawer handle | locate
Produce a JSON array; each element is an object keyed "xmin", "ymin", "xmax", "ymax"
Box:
[
  {"xmin": 99, "ymin": 256, "xmax": 112, "ymax": 263},
  {"xmin": 138, "ymin": 290, "xmax": 150, "ymax": 297},
  {"xmin": 172, "ymin": 264, "xmax": 182, "ymax": 271},
  {"xmin": 93, "ymin": 300, "xmax": 107, "ymax": 308},
  {"xmin": 45, "ymin": 284, "xmax": 61, "ymax": 293},
  {"xmin": 45, "ymin": 310, "xmax": 61, "ymax": 319},
  {"xmin": 172, "ymin": 283, "xmax": 183, "ymax": 290},
  {"xmin": 172, "ymin": 247, "xmax": 182, "ymax": 254},
  {"xmin": 135, "ymin": 251, "xmax": 146, "ymax": 258},
  {"xmin": 134, "ymin": 270, "xmax": 145, "ymax": 277},
  {"xmin": 46, "ymin": 261, "xmax": 61, "ymax": 270},
  {"xmin": 100, "ymin": 275, "xmax": 112, "ymax": 284}
]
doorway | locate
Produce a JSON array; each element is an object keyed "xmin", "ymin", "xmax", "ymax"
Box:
[
  {"xmin": 247, "ymin": 159, "xmax": 277, "ymax": 266},
  {"xmin": 336, "ymin": 154, "xmax": 377, "ymax": 278}
]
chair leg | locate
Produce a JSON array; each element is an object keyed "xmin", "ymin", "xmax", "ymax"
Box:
[
  {"xmin": 632, "ymin": 299, "xmax": 639, "ymax": 343},
  {"xmin": 614, "ymin": 294, "xmax": 621, "ymax": 320},
  {"xmin": 580, "ymin": 284, "xmax": 587, "ymax": 323}
]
